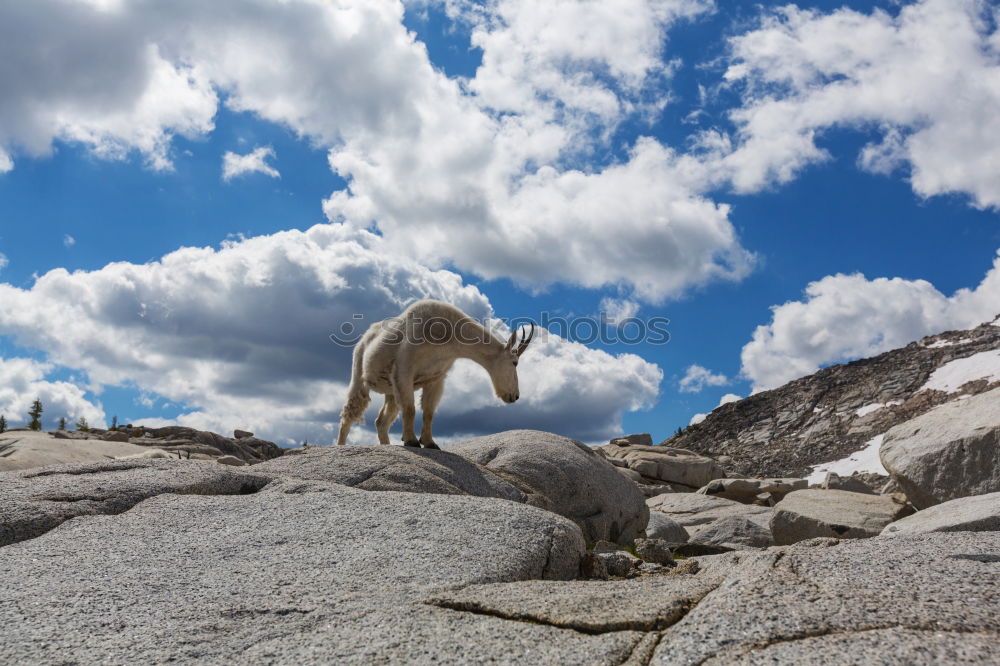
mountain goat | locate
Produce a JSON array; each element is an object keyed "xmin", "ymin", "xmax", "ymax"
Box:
[{"xmin": 336, "ymin": 300, "xmax": 535, "ymax": 448}]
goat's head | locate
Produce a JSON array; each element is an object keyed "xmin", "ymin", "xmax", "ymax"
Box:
[{"xmin": 489, "ymin": 324, "xmax": 535, "ymax": 403}]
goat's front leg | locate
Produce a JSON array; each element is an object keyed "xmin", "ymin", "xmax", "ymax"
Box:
[
  {"xmin": 419, "ymin": 378, "xmax": 445, "ymax": 450},
  {"xmin": 393, "ymin": 367, "xmax": 419, "ymax": 447}
]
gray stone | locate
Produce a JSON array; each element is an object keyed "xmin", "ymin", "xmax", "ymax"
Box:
[
  {"xmin": 0, "ymin": 459, "xmax": 271, "ymax": 547},
  {"xmin": 645, "ymin": 512, "xmax": 690, "ymax": 543},
  {"xmin": 100, "ymin": 430, "xmax": 130, "ymax": 443},
  {"xmin": 820, "ymin": 471, "xmax": 876, "ymax": 494},
  {"xmin": 215, "ymin": 455, "xmax": 246, "ymax": 466},
  {"xmin": 610, "ymin": 433, "xmax": 653, "ymax": 447},
  {"xmin": 602, "ymin": 443, "xmax": 725, "ymax": 489},
  {"xmin": 233, "ymin": 429, "xmax": 254, "ymax": 439},
  {"xmin": 882, "ymin": 491, "xmax": 1000, "ymax": 536},
  {"xmin": 633, "ymin": 538, "xmax": 674, "ymax": 566},
  {"xmin": 701, "ymin": 628, "xmax": 1000, "ymax": 665},
  {"xmin": 448, "ymin": 430, "xmax": 648, "ymax": 545},
  {"xmin": 696, "ymin": 477, "xmax": 806, "ymax": 504},
  {"xmin": 650, "ymin": 532, "xmax": 1000, "ymax": 664},
  {"xmin": 0, "ymin": 480, "xmax": 646, "ymax": 665},
  {"xmin": 647, "ymin": 493, "xmax": 771, "ymax": 541},
  {"xmin": 425, "ymin": 575, "xmax": 722, "ymax": 634},
  {"xmin": 595, "ymin": 550, "xmax": 641, "ymax": 577},
  {"xmin": 689, "ymin": 515, "xmax": 773, "ymax": 549},
  {"xmin": 771, "ymin": 489, "xmax": 912, "ymax": 545},
  {"xmin": 880, "ymin": 388, "xmax": 1000, "ymax": 509},
  {"xmin": 254, "ymin": 446, "xmax": 524, "ymax": 501}
]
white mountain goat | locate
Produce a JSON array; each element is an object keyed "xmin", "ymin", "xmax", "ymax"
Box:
[{"xmin": 336, "ymin": 299, "xmax": 535, "ymax": 448}]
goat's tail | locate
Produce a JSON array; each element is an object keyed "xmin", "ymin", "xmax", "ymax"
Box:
[{"xmin": 336, "ymin": 342, "xmax": 370, "ymax": 445}]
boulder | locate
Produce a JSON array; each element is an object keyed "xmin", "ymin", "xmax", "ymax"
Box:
[
  {"xmin": 819, "ymin": 471, "xmax": 876, "ymax": 495},
  {"xmin": 645, "ymin": 512, "xmax": 690, "ymax": 543},
  {"xmin": 633, "ymin": 538, "xmax": 674, "ymax": 566},
  {"xmin": 688, "ymin": 516, "xmax": 773, "ymax": 550},
  {"xmin": 215, "ymin": 455, "xmax": 246, "ymax": 466},
  {"xmin": 771, "ymin": 489, "xmax": 912, "ymax": 545},
  {"xmin": 233, "ymin": 429, "xmax": 254, "ymax": 439},
  {"xmin": 448, "ymin": 430, "xmax": 648, "ymax": 546},
  {"xmin": 601, "ymin": 443, "xmax": 725, "ymax": 490},
  {"xmin": 254, "ymin": 446, "xmax": 524, "ymax": 502},
  {"xmin": 609, "ymin": 433, "xmax": 653, "ymax": 447},
  {"xmin": 881, "ymin": 491, "xmax": 1000, "ymax": 536},
  {"xmin": 100, "ymin": 430, "xmax": 130, "ymax": 443},
  {"xmin": 695, "ymin": 477, "xmax": 806, "ymax": 505},
  {"xmin": 880, "ymin": 387, "xmax": 1000, "ymax": 509},
  {"xmin": 648, "ymin": 532, "xmax": 1000, "ymax": 664},
  {"xmin": 0, "ymin": 479, "xmax": 621, "ymax": 664},
  {"xmin": 646, "ymin": 493, "xmax": 771, "ymax": 542}
]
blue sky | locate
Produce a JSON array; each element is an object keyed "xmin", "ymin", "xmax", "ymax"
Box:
[{"xmin": 0, "ymin": 0, "xmax": 998, "ymax": 445}]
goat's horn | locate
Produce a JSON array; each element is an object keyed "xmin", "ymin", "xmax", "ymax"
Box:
[{"xmin": 516, "ymin": 323, "xmax": 535, "ymax": 356}]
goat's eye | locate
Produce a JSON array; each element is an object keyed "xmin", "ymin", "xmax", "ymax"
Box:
[{"xmin": 513, "ymin": 360, "xmax": 518, "ymax": 367}]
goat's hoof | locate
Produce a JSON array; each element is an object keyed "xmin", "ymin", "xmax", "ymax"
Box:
[
  {"xmin": 403, "ymin": 439, "xmax": 421, "ymax": 448},
  {"xmin": 421, "ymin": 440, "xmax": 440, "ymax": 450}
]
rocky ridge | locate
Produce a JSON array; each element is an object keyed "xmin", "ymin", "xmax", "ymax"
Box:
[{"xmin": 664, "ymin": 317, "xmax": 1000, "ymax": 478}]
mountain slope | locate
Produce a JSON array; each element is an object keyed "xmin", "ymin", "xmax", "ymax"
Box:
[{"xmin": 664, "ymin": 316, "xmax": 1000, "ymax": 479}]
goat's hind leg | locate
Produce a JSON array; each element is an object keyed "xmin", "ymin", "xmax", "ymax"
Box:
[
  {"xmin": 392, "ymin": 367, "xmax": 420, "ymax": 447},
  {"xmin": 375, "ymin": 394, "xmax": 399, "ymax": 446},
  {"xmin": 419, "ymin": 378, "xmax": 445, "ymax": 450}
]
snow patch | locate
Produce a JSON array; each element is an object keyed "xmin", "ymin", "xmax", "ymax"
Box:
[
  {"xmin": 805, "ymin": 434, "xmax": 887, "ymax": 485},
  {"xmin": 919, "ymin": 350, "xmax": 1000, "ymax": 393},
  {"xmin": 926, "ymin": 337, "xmax": 972, "ymax": 348},
  {"xmin": 855, "ymin": 400, "xmax": 902, "ymax": 417}
]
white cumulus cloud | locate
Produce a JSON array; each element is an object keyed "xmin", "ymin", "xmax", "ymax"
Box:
[
  {"xmin": 222, "ymin": 146, "xmax": 280, "ymax": 181},
  {"xmin": 0, "ymin": 0, "xmax": 751, "ymax": 302},
  {"xmin": 741, "ymin": 251, "xmax": 1000, "ymax": 392},
  {"xmin": 63, "ymin": 235, "xmax": 76, "ymax": 248},
  {"xmin": 703, "ymin": 0, "xmax": 1000, "ymax": 208},
  {"xmin": 678, "ymin": 363, "xmax": 729, "ymax": 393},
  {"xmin": 0, "ymin": 357, "xmax": 106, "ymax": 429}
]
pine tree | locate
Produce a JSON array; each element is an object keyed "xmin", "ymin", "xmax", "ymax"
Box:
[
  {"xmin": 674, "ymin": 426, "xmax": 683, "ymax": 438},
  {"xmin": 28, "ymin": 398, "xmax": 43, "ymax": 431},
  {"xmin": 0, "ymin": 414, "xmax": 6, "ymax": 433},
  {"xmin": 111, "ymin": 415, "xmax": 118, "ymax": 431},
  {"xmin": 76, "ymin": 416, "xmax": 90, "ymax": 432},
  {"xmin": 58, "ymin": 417, "xmax": 67, "ymax": 431}
]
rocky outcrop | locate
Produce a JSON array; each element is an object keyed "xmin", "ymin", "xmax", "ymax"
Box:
[
  {"xmin": 0, "ymin": 459, "xmax": 271, "ymax": 547},
  {"xmin": 646, "ymin": 493, "xmax": 771, "ymax": 542},
  {"xmin": 448, "ymin": 430, "xmax": 648, "ymax": 546},
  {"xmin": 600, "ymin": 441, "xmax": 725, "ymax": 491},
  {"xmin": 771, "ymin": 489, "xmax": 913, "ymax": 545},
  {"xmin": 0, "ymin": 476, "xmax": 603, "ymax": 664},
  {"xmin": 663, "ymin": 318, "xmax": 1000, "ymax": 478},
  {"xmin": 695, "ymin": 477, "xmax": 805, "ymax": 505},
  {"xmin": 127, "ymin": 426, "xmax": 283, "ymax": 464},
  {"xmin": 2, "ymin": 456, "xmax": 997, "ymax": 663},
  {"xmin": 882, "ymin": 492, "xmax": 1000, "ymax": 536},
  {"xmin": 648, "ymin": 532, "xmax": 1000, "ymax": 664},
  {"xmin": 880, "ymin": 387, "xmax": 1000, "ymax": 509},
  {"xmin": 254, "ymin": 446, "xmax": 525, "ymax": 501}
]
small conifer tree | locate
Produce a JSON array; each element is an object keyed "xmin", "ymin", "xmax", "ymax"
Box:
[
  {"xmin": 111, "ymin": 415, "xmax": 118, "ymax": 431},
  {"xmin": 76, "ymin": 416, "xmax": 90, "ymax": 432},
  {"xmin": 58, "ymin": 416, "xmax": 67, "ymax": 430},
  {"xmin": 0, "ymin": 414, "xmax": 6, "ymax": 433},
  {"xmin": 28, "ymin": 399, "xmax": 43, "ymax": 431}
]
